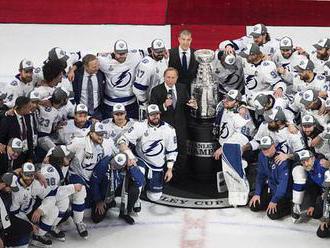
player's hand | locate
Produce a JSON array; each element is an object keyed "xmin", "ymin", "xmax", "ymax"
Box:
[
  {"xmin": 318, "ymin": 103, "xmax": 327, "ymax": 115},
  {"xmin": 164, "ymin": 168, "xmax": 173, "ymax": 182},
  {"xmin": 306, "ymin": 207, "xmax": 314, "ymax": 216},
  {"xmin": 5, "ymin": 108, "xmax": 15, "ymax": 116},
  {"xmin": 320, "ymin": 221, "xmax": 329, "ymax": 231},
  {"xmin": 213, "ymin": 148, "xmax": 223, "ymax": 160},
  {"xmin": 74, "ymin": 184, "xmax": 83, "ymax": 192},
  {"xmin": 287, "ymin": 124, "xmax": 298, "ymax": 134},
  {"xmin": 262, "ymin": 54, "xmax": 271, "ymax": 61},
  {"xmin": 0, "ymin": 143, "xmax": 6, "ymax": 154},
  {"xmin": 295, "ymin": 46, "xmax": 307, "ymax": 56},
  {"xmin": 35, "ymin": 172, "xmax": 48, "ymax": 188},
  {"xmin": 277, "ymin": 66, "xmax": 286, "ymax": 75},
  {"xmin": 164, "ymin": 49, "xmax": 169, "ymax": 59},
  {"xmin": 127, "ymin": 159, "xmax": 136, "ymax": 167},
  {"xmin": 95, "ymin": 201, "xmax": 106, "ymax": 215},
  {"xmin": 224, "ymin": 46, "xmax": 235, "ymax": 55},
  {"xmin": 249, "ymin": 195, "xmax": 260, "ymax": 208},
  {"xmin": 320, "ymin": 159, "xmax": 330, "ymax": 169},
  {"xmin": 67, "ymin": 67, "xmax": 76, "ymax": 82},
  {"xmin": 266, "ymin": 202, "xmax": 277, "ymax": 215},
  {"xmin": 275, "ymin": 152, "xmax": 288, "ymax": 164},
  {"xmin": 311, "ymin": 136, "xmax": 321, "ymax": 147},
  {"xmin": 319, "ymin": 91, "xmax": 328, "ymax": 99},
  {"xmin": 31, "ymin": 208, "xmax": 44, "ymax": 223},
  {"xmin": 273, "ymin": 88, "xmax": 284, "ymax": 98},
  {"xmin": 164, "ymin": 98, "xmax": 173, "ymax": 108},
  {"xmin": 32, "ymin": 224, "xmax": 39, "ymax": 234},
  {"xmin": 186, "ymin": 98, "xmax": 198, "ymax": 109}
]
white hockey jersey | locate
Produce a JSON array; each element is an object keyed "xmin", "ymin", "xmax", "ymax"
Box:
[
  {"xmin": 120, "ymin": 120, "xmax": 177, "ymax": 170},
  {"xmin": 310, "ymin": 51, "xmax": 330, "ymax": 75},
  {"xmin": 291, "ymin": 74, "xmax": 329, "ymax": 94},
  {"xmin": 67, "ymin": 136, "xmax": 105, "ymax": 182},
  {"xmin": 98, "ymin": 50, "xmax": 144, "ymax": 106},
  {"xmin": 133, "ymin": 55, "xmax": 168, "ymax": 103},
  {"xmin": 102, "ymin": 118, "xmax": 136, "ymax": 143},
  {"xmin": 57, "ymin": 119, "xmax": 91, "ymax": 144},
  {"xmin": 37, "ymin": 106, "xmax": 61, "ymax": 134}
]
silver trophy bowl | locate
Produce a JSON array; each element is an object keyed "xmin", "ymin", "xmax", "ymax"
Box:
[{"xmin": 191, "ymin": 49, "xmax": 218, "ymax": 119}]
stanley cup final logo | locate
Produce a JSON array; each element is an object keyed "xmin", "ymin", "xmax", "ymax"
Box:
[{"xmin": 191, "ymin": 49, "xmax": 218, "ymax": 119}]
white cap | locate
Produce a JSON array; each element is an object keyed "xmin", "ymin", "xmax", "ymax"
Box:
[
  {"xmin": 297, "ymin": 150, "xmax": 314, "ymax": 161},
  {"xmin": 224, "ymin": 54, "xmax": 236, "ymax": 66},
  {"xmin": 249, "ymin": 24, "xmax": 267, "ymax": 37},
  {"xmin": 151, "ymin": 39, "xmax": 166, "ymax": 53},
  {"xmin": 294, "ymin": 58, "xmax": 314, "ymax": 72},
  {"xmin": 300, "ymin": 89, "xmax": 319, "ymax": 106},
  {"xmin": 29, "ymin": 90, "xmax": 41, "ymax": 101},
  {"xmin": 313, "ymin": 38, "xmax": 330, "ymax": 50},
  {"xmin": 75, "ymin": 103, "xmax": 88, "ymax": 113},
  {"xmin": 259, "ymin": 136, "xmax": 274, "ymax": 149},
  {"xmin": 147, "ymin": 104, "xmax": 161, "ymax": 115},
  {"xmin": 226, "ymin": 89, "xmax": 241, "ymax": 101},
  {"xmin": 22, "ymin": 162, "xmax": 35, "ymax": 176},
  {"xmin": 19, "ymin": 59, "xmax": 34, "ymax": 70},
  {"xmin": 279, "ymin": 36, "xmax": 293, "ymax": 50},
  {"xmin": 114, "ymin": 40, "xmax": 128, "ymax": 54},
  {"xmin": 90, "ymin": 122, "xmax": 107, "ymax": 135},
  {"xmin": 239, "ymin": 43, "xmax": 261, "ymax": 58},
  {"xmin": 8, "ymin": 138, "xmax": 23, "ymax": 152},
  {"xmin": 110, "ymin": 153, "xmax": 128, "ymax": 170},
  {"xmin": 112, "ymin": 103, "xmax": 126, "ymax": 114},
  {"xmin": 48, "ymin": 47, "xmax": 69, "ymax": 61},
  {"xmin": 301, "ymin": 114, "xmax": 316, "ymax": 126}
]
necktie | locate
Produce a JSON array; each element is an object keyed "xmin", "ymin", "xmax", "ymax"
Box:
[
  {"xmin": 182, "ymin": 51, "xmax": 188, "ymax": 72},
  {"xmin": 87, "ymin": 75, "xmax": 94, "ymax": 114},
  {"xmin": 169, "ymin": 89, "xmax": 177, "ymax": 109},
  {"xmin": 21, "ymin": 116, "xmax": 27, "ymax": 140}
]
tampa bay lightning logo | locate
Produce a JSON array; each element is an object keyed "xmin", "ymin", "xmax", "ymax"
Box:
[
  {"xmin": 220, "ymin": 122, "xmax": 229, "ymax": 139},
  {"xmin": 245, "ymin": 75, "xmax": 257, "ymax": 90},
  {"xmin": 142, "ymin": 139, "xmax": 164, "ymax": 157},
  {"xmin": 110, "ymin": 69, "xmax": 131, "ymax": 88}
]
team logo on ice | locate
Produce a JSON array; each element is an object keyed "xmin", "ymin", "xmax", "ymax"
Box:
[
  {"xmin": 142, "ymin": 139, "xmax": 164, "ymax": 157},
  {"xmin": 110, "ymin": 69, "xmax": 131, "ymax": 88}
]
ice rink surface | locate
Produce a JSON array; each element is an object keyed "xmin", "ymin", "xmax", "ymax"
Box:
[{"xmin": 54, "ymin": 201, "xmax": 328, "ymax": 248}]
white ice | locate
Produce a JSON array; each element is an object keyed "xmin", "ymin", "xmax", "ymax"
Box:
[{"xmin": 53, "ymin": 201, "xmax": 328, "ymax": 248}]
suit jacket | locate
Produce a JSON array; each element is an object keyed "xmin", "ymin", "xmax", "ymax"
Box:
[
  {"xmin": 72, "ymin": 64, "xmax": 106, "ymax": 106},
  {"xmin": 0, "ymin": 114, "xmax": 34, "ymax": 161},
  {"xmin": 168, "ymin": 47, "xmax": 198, "ymax": 92},
  {"xmin": 149, "ymin": 83, "xmax": 190, "ymax": 139}
]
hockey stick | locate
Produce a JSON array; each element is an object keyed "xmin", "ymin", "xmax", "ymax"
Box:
[{"xmin": 120, "ymin": 171, "xmax": 129, "ymax": 215}]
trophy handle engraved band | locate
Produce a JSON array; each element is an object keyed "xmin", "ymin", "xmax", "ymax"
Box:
[{"xmin": 191, "ymin": 49, "xmax": 218, "ymax": 119}]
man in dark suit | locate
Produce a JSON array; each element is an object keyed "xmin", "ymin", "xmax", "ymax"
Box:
[
  {"xmin": 150, "ymin": 67, "xmax": 197, "ymax": 179},
  {"xmin": 72, "ymin": 54, "xmax": 106, "ymax": 120},
  {"xmin": 0, "ymin": 96, "xmax": 35, "ymax": 163},
  {"xmin": 168, "ymin": 30, "xmax": 198, "ymax": 94}
]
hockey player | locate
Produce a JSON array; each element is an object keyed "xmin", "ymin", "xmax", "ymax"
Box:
[
  {"xmin": 66, "ymin": 122, "xmax": 107, "ymax": 239},
  {"xmin": 239, "ymin": 43, "xmax": 287, "ymax": 104},
  {"xmin": 0, "ymin": 137, "xmax": 24, "ymax": 173},
  {"xmin": 118, "ymin": 104, "xmax": 177, "ymax": 201},
  {"xmin": 133, "ymin": 39, "xmax": 168, "ymax": 111},
  {"xmin": 10, "ymin": 162, "xmax": 59, "ymax": 247},
  {"xmin": 98, "ymin": 40, "xmax": 144, "ymax": 119},
  {"xmin": 310, "ymin": 38, "xmax": 330, "ymax": 74},
  {"xmin": 249, "ymin": 136, "xmax": 291, "ymax": 220},
  {"xmin": 57, "ymin": 103, "xmax": 92, "ymax": 145},
  {"xmin": 213, "ymin": 90, "xmax": 256, "ymax": 206},
  {"xmin": 102, "ymin": 103, "xmax": 136, "ymax": 144},
  {"xmin": 219, "ymin": 23, "xmax": 279, "ymax": 59},
  {"xmin": 89, "ymin": 153, "xmax": 144, "ymax": 224},
  {"xmin": 4, "ymin": 59, "xmax": 36, "ymax": 108},
  {"xmin": 300, "ymin": 115, "xmax": 325, "ymax": 155},
  {"xmin": 292, "ymin": 150, "xmax": 330, "ymax": 223}
]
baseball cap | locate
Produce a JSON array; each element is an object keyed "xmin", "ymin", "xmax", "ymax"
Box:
[
  {"xmin": 114, "ymin": 40, "xmax": 128, "ymax": 54},
  {"xmin": 297, "ymin": 150, "xmax": 314, "ymax": 161},
  {"xmin": 259, "ymin": 136, "xmax": 275, "ymax": 149},
  {"xmin": 110, "ymin": 153, "xmax": 128, "ymax": 170},
  {"xmin": 29, "ymin": 90, "xmax": 41, "ymax": 101},
  {"xmin": 239, "ymin": 43, "xmax": 261, "ymax": 58},
  {"xmin": 300, "ymin": 89, "xmax": 319, "ymax": 106},
  {"xmin": 223, "ymin": 53, "xmax": 237, "ymax": 69},
  {"xmin": 324, "ymin": 123, "xmax": 330, "ymax": 139},
  {"xmin": 19, "ymin": 59, "xmax": 34, "ymax": 71},
  {"xmin": 1, "ymin": 173, "xmax": 19, "ymax": 192},
  {"xmin": 147, "ymin": 104, "xmax": 161, "ymax": 115},
  {"xmin": 22, "ymin": 162, "xmax": 35, "ymax": 177},
  {"xmin": 90, "ymin": 122, "xmax": 107, "ymax": 135},
  {"xmin": 151, "ymin": 39, "xmax": 166, "ymax": 53},
  {"xmin": 112, "ymin": 103, "xmax": 126, "ymax": 114},
  {"xmin": 254, "ymin": 94, "xmax": 269, "ymax": 114},
  {"xmin": 313, "ymin": 38, "xmax": 330, "ymax": 50},
  {"xmin": 51, "ymin": 145, "xmax": 75, "ymax": 159},
  {"xmin": 8, "ymin": 138, "xmax": 23, "ymax": 153},
  {"xmin": 249, "ymin": 24, "xmax": 267, "ymax": 37},
  {"xmin": 48, "ymin": 47, "xmax": 69, "ymax": 61},
  {"xmin": 280, "ymin": 36, "xmax": 293, "ymax": 50},
  {"xmin": 265, "ymin": 108, "xmax": 286, "ymax": 122},
  {"xmin": 75, "ymin": 104, "xmax": 88, "ymax": 114},
  {"xmin": 226, "ymin": 89, "xmax": 241, "ymax": 101},
  {"xmin": 301, "ymin": 114, "xmax": 316, "ymax": 126},
  {"xmin": 294, "ymin": 59, "xmax": 315, "ymax": 72}
]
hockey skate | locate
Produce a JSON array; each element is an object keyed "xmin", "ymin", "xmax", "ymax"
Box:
[
  {"xmin": 119, "ymin": 212, "xmax": 135, "ymax": 225},
  {"xmin": 75, "ymin": 222, "xmax": 88, "ymax": 239},
  {"xmin": 291, "ymin": 204, "xmax": 308, "ymax": 224},
  {"xmin": 31, "ymin": 234, "xmax": 52, "ymax": 248},
  {"xmin": 49, "ymin": 226, "xmax": 65, "ymax": 241}
]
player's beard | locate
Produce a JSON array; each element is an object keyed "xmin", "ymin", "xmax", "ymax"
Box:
[
  {"xmin": 21, "ymin": 76, "xmax": 32, "ymax": 83},
  {"xmin": 148, "ymin": 116, "xmax": 160, "ymax": 126},
  {"xmin": 317, "ymin": 50, "xmax": 329, "ymax": 60},
  {"xmin": 268, "ymin": 122, "xmax": 280, "ymax": 132}
]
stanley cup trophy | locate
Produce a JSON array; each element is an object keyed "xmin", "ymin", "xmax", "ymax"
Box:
[
  {"xmin": 191, "ymin": 49, "xmax": 218, "ymax": 119},
  {"xmin": 186, "ymin": 49, "xmax": 226, "ymax": 193}
]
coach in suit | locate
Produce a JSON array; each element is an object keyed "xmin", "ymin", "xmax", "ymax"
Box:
[
  {"xmin": 150, "ymin": 67, "xmax": 197, "ymax": 179},
  {"xmin": 168, "ymin": 30, "xmax": 198, "ymax": 93},
  {"xmin": 72, "ymin": 54, "xmax": 106, "ymax": 120}
]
